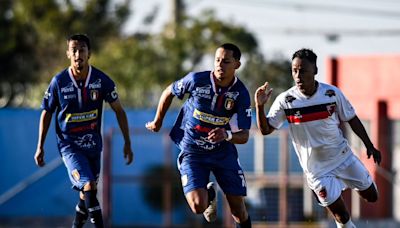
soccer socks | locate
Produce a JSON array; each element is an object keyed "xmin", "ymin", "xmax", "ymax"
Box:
[
  {"xmin": 72, "ymin": 198, "xmax": 88, "ymax": 228},
  {"xmin": 236, "ymin": 216, "xmax": 251, "ymax": 228},
  {"xmin": 335, "ymin": 218, "xmax": 356, "ymax": 228},
  {"xmin": 84, "ymin": 190, "xmax": 104, "ymax": 228}
]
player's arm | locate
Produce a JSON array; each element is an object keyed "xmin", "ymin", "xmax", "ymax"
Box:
[
  {"xmin": 208, "ymin": 128, "xmax": 249, "ymax": 144},
  {"xmin": 34, "ymin": 110, "xmax": 52, "ymax": 167},
  {"xmin": 348, "ymin": 115, "xmax": 381, "ymax": 165},
  {"xmin": 145, "ymin": 84, "xmax": 175, "ymax": 132},
  {"xmin": 255, "ymin": 82, "xmax": 275, "ymax": 135},
  {"xmin": 109, "ymin": 99, "xmax": 134, "ymax": 165}
]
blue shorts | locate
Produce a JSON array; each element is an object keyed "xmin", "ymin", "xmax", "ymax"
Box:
[
  {"xmin": 61, "ymin": 150, "xmax": 101, "ymax": 191},
  {"xmin": 177, "ymin": 150, "xmax": 247, "ymax": 196}
]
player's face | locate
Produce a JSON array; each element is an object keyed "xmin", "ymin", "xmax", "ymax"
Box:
[
  {"xmin": 213, "ymin": 48, "xmax": 240, "ymax": 86},
  {"xmin": 291, "ymin": 57, "xmax": 316, "ymax": 95},
  {"xmin": 66, "ymin": 40, "xmax": 90, "ymax": 73}
]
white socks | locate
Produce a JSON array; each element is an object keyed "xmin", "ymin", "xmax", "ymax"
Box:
[{"xmin": 336, "ymin": 218, "xmax": 356, "ymax": 228}]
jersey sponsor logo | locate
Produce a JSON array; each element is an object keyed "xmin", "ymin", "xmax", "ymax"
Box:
[
  {"xmin": 74, "ymin": 134, "xmax": 96, "ymax": 149},
  {"xmin": 285, "ymin": 95, "xmax": 296, "ymax": 103},
  {"xmin": 225, "ymin": 91, "xmax": 239, "ymax": 100},
  {"xmin": 193, "ymin": 85, "xmax": 212, "ymax": 99},
  {"xmin": 284, "ymin": 102, "xmax": 336, "ymax": 124},
  {"xmin": 65, "ymin": 110, "xmax": 98, "ymax": 123},
  {"xmin": 61, "ymin": 82, "xmax": 75, "ymax": 93},
  {"xmin": 64, "ymin": 94, "xmax": 77, "ymax": 100},
  {"xmin": 193, "ymin": 109, "xmax": 230, "ymax": 125},
  {"xmin": 324, "ymin": 89, "xmax": 336, "ymax": 97},
  {"xmin": 44, "ymin": 91, "xmax": 51, "ymax": 99},
  {"xmin": 246, "ymin": 108, "xmax": 252, "ymax": 117},
  {"xmin": 176, "ymin": 80, "xmax": 184, "ymax": 93},
  {"xmin": 88, "ymin": 79, "xmax": 101, "ymax": 89},
  {"xmin": 90, "ymin": 90, "xmax": 99, "ymax": 101},
  {"xmin": 72, "ymin": 169, "xmax": 80, "ymax": 181},
  {"xmin": 224, "ymin": 98, "xmax": 235, "ymax": 110},
  {"xmin": 111, "ymin": 87, "xmax": 118, "ymax": 99},
  {"xmin": 195, "ymin": 137, "xmax": 216, "ymax": 150},
  {"xmin": 69, "ymin": 122, "xmax": 97, "ymax": 133},
  {"xmin": 193, "ymin": 125, "xmax": 213, "ymax": 133}
]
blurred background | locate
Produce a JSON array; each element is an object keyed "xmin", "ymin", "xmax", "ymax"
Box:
[{"xmin": 1, "ymin": 0, "xmax": 400, "ymax": 227}]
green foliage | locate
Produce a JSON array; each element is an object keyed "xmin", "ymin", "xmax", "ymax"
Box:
[{"xmin": 0, "ymin": 1, "xmax": 292, "ymax": 108}]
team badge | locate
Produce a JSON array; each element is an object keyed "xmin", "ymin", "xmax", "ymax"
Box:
[
  {"xmin": 72, "ymin": 169, "xmax": 80, "ymax": 181},
  {"xmin": 90, "ymin": 90, "xmax": 99, "ymax": 101},
  {"xmin": 318, "ymin": 188, "xmax": 327, "ymax": 199},
  {"xmin": 326, "ymin": 103, "xmax": 336, "ymax": 115},
  {"xmin": 224, "ymin": 98, "xmax": 235, "ymax": 110},
  {"xmin": 181, "ymin": 174, "xmax": 188, "ymax": 187}
]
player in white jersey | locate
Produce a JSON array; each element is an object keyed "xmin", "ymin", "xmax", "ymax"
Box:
[{"xmin": 254, "ymin": 48, "xmax": 381, "ymax": 228}]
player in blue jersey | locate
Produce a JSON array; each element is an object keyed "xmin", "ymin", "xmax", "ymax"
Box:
[
  {"xmin": 255, "ymin": 48, "xmax": 381, "ymax": 228},
  {"xmin": 34, "ymin": 34, "xmax": 133, "ymax": 228},
  {"xmin": 146, "ymin": 43, "xmax": 252, "ymax": 228}
]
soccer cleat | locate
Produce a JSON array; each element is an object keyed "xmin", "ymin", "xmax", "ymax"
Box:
[{"xmin": 203, "ymin": 182, "xmax": 217, "ymax": 222}]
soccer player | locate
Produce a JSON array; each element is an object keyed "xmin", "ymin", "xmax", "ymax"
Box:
[
  {"xmin": 145, "ymin": 43, "xmax": 252, "ymax": 227},
  {"xmin": 34, "ymin": 34, "xmax": 134, "ymax": 228},
  {"xmin": 254, "ymin": 48, "xmax": 381, "ymax": 228}
]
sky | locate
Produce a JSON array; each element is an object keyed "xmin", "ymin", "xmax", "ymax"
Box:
[{"xmin": 122, "ymin": 0, "xmax": 400, "ymax": 82}]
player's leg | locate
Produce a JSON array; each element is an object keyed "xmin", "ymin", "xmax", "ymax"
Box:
[
  {"xmin": 83, "ymin": 181, "xmax": 104, "ymax": 228},
  {"xmin": 213, "ymin": 151, "xmax": 250, "ymax": 227},
  {"xmin": 225, "ymin": 195, "xmax": 251, "ymax": 228},
  {"xmin": 326, "ymin": 196, "xmax": 355, "ymax": 227},
  {"xmin": 177, "ymin": 152, "xmax": 211, "ymax": 215},
  {"xmin": 62, "ymin": 151, "xmax": 103, "ymax": 228},
  {"xmin": 340, "ymin": 156, "xmax": 378, "ymax": 203},
  {"xmin": 72, "ymin": 191, "xmax": 88, "ymax": 228},
  {"xmin": 309, "ymin": 172, "xmax": 355, "ymax": 228},
  {"xmin": 358, "ymin": 182, "xmax": 378, "ymax": 202}
]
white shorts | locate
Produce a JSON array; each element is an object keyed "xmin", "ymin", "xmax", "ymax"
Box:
[{"xmin": 307, "ymin": 154, "xmax": 374, "ymax": 207}]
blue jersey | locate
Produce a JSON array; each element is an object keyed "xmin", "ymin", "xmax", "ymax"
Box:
[
  {"xmin": 170, "ymin": 71, "xmax": 252, "ymax": 154},
  {"xmin": 41, "ymin": 66, "xmax": 118, "ymax": 154}
]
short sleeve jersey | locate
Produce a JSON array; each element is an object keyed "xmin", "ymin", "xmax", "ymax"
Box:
[
  {"xmin": 267, "ymin": 82, "xmax": 356, "ymax": 178},
  {"xmin": 170, "ymin": 71, "xmax": 252, "ymax": 153},
  {"xmin": 41, "ymin": 66, "xmax": 118, "ymax": 153}
]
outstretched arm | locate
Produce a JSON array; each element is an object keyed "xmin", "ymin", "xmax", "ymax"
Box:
[
  {"xmin": 255, "ymin": 82, "xmax": 275, "ymax": 135},
  {"xmin": 34, "ymin": 110, "xmax": 52, "ymax": 167},
  {"xmin": 348, "ymin": 115, "xmax": 381, "ymax": 165},
  {"xmin": 145, "ymin": 84, "xmax": 175, "ymax": 132},
  {"xmin": 110, "ymin": 99, "xmax": 133, "ymax": 165}
]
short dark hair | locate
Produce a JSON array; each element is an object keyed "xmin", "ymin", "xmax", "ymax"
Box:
[
  {"xmin": 67, "ymin": 34, "xmax": 91, "ymax": 50},
  {"xmin": 219, "ymin": 43, "xmax": 241, "ymax": 60},
  {"xmin": 292, "ymin": 48, "xmax": 317, "ymax": 65}
]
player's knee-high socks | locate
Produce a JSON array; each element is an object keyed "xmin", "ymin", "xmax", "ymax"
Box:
[
  {"xmin": 236, "ymin": 216, "xmax": 251, "ymax": 228},
  {"xmin": 84, "ymin": 190, "xmax": 104, "ymax": 228},
  {"xmin": 72, "ymin": 198, "xmax": 88, "ymax": 228}
]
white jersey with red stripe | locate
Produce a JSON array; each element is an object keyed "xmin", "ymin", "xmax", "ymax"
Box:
[{"xmin": 267, "ymin": 82, "xmax": 356, "ymax": 178}]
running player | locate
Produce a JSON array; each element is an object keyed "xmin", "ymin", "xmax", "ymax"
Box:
[
  {"xmin": 146, "ymin": 43, "xmax": 252, "ymax": 227},
  {"xmin": 34, "ymin": 34, "xmax": 133, "ymax": 228},
  {"xmin": 254, "ymin": 48, "xmax": 381, "ymax": 228}
]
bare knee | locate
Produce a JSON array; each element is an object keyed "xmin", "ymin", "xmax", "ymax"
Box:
[
  {"xmin": 83, "ymin": 181, "xmax": 97, "ymax": 192},
  {"xmin": 359, "ymin": 183, "xmax": 379, "ymax": 203},
  {"xmin": 186, "ymin": 190, "xmax": 208, "ymax": 214},
  {"xmin": 333, "ymin": 212, "xmax": 350, "ymax": 224}
]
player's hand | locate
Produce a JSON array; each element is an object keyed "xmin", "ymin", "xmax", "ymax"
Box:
[
  {"xmin": 124, "ymin": 143, "xmax": 134, "ymax": 165},
  {"xmin": 208, "ymin": 127, "xmax": 227, "ymax": 143},
  {"xmin": 367, "ymin": 147, "xmax": 381, "ymax": 165},
  {"xmin": 34, "ymin": 148, "xmax": 46, "ymax": 167},
  {"xmin": 255, "ymin": 82, "xmax": 273, "ymax": 106},
  {"xmin": 145, "ymin": 120, "xmax": 162, "ymax": 132}
]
